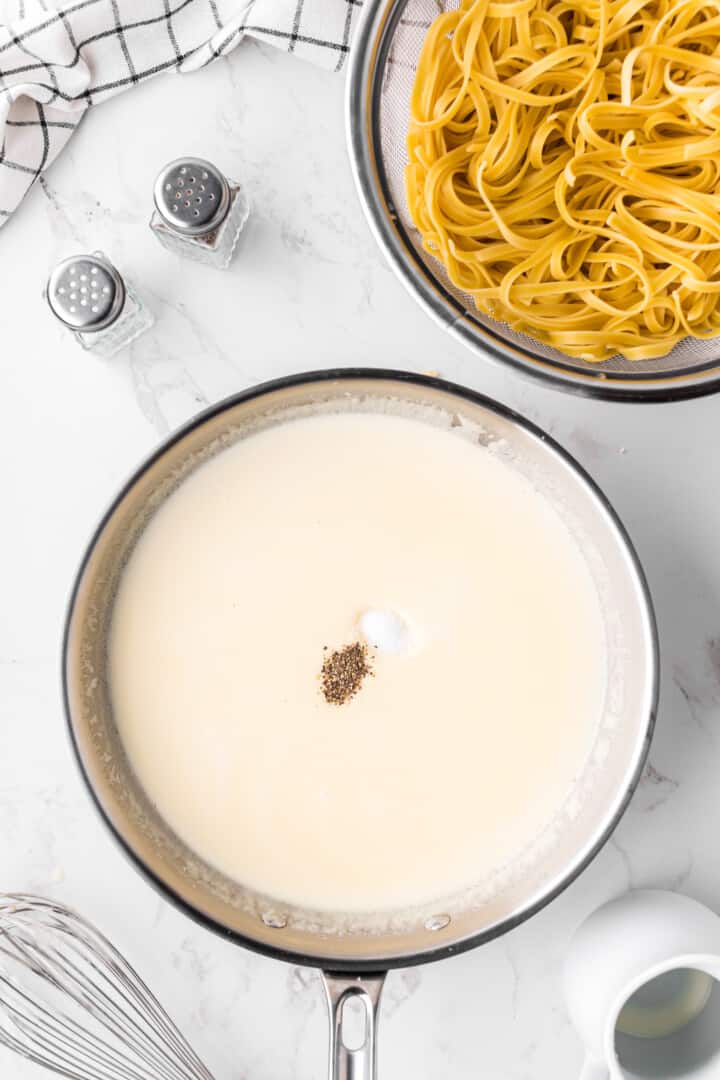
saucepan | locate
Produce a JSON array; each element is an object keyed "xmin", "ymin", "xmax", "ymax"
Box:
[{"xmin": 63, "ymin": 370, "xmax": 658, "ymax": 1079}]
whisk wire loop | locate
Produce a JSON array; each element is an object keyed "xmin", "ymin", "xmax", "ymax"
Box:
[{"xmin": 0, "ymin": 894, "xmax": 216, "ymax": 1080}]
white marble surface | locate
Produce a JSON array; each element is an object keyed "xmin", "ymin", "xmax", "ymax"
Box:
[{"xmin": 1, "ymin": 38, "xmax": 720, "ymax": 1080}]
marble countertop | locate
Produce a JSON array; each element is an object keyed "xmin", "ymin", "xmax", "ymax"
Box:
[{"xmin": 2, "ymin": 38, "xmax": 720, "ymax": 1080}]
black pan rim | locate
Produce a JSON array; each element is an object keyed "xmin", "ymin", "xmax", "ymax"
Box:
[{"xmin": 62, "ymin": 367, "xmax": 660, "ymax": 972}]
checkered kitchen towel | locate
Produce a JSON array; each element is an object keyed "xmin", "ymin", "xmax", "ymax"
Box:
[{"xmin": 0, "ymin": 0, "xmax": 361, "ymax": 226}]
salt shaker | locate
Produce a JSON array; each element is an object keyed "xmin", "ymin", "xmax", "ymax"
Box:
[
  {"xmin": 150, "ymin": 156, "xmax": 249, "ymax": 268},
  {"xmin": 46, "ymin": 253, "xmax": 153, "ymax": 358}
]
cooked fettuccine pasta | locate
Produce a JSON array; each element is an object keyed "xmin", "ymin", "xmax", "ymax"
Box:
[{"xmin": 406, "ymin": 0, "xmax": 720, "ymax": 360}]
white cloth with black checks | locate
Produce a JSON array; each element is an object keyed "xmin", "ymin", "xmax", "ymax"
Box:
[{"xmin": 0, "ymin": 0, "xmax": 360, "ymax": 225}]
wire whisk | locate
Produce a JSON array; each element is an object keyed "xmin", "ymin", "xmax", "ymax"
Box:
[{"xmin": 0, "ymin": 893, "xmax": 216, "ymax": 1080}]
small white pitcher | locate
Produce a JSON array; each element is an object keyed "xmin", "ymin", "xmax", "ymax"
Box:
[{"xmin": 564, "ymin": 890, "xmax": 720, "ymax": 1079}]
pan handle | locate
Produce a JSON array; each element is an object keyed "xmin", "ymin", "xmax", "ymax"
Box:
[{"xmin": 322, "ymin": 972, "xmax": 386, "ymax": 1080}]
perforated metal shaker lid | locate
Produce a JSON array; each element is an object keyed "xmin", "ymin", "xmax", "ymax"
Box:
[
  {"xmin": 46, "ymin": 254, "xmax": 125, "ymax": 333},
  {"xmin": 153, "ymin": 157, "xmax": 231, "ymax": 236}
]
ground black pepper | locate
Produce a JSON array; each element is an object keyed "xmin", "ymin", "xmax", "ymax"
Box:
[{"xmin": 320, "ymin": 641, "xmax": 373, "ymax": 705}]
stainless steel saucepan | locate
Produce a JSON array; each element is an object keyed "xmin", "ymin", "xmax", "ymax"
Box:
[{"xmin": 63, "ymin": 370, "xmax": 658, "ymax": 1080}]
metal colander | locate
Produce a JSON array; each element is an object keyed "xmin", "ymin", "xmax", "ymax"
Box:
[{"xmin": 346, "ymin": 0, "xmax": 720, "ymax": 400}]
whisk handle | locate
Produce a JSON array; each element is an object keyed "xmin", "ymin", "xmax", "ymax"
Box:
[{"xmin": 322, "ymin": 972, "xmax": 386, "ymax": 1080}]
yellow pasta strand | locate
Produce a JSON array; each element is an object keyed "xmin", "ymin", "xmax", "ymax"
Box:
[{"xmin": 406, "ymin": 0, "xmax": 720, "ymax": 360}]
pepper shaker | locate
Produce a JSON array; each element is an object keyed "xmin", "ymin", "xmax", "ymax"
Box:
[
  {"xmin": 150, "ymin": 156, "xmax": 249, "ymax": 268},
  {"xmin": 46, "ymin": 253, "xmax": 153, "ymax": 358}
]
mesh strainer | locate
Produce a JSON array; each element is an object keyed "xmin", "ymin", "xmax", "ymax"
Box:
[{"xmin": 346, "ymin": 0, "xmax": 720, "ymax": 401}]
